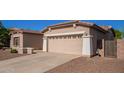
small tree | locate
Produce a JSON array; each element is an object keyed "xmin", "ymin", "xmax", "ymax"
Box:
[
  {"xmin": 121, "ymin": 31, "xmax": 124, "ymax": 39},
  {"xmin": 0, "ymin": 21, "xmax": 10, "ymax": 48},
  {"xmin": 114, "ymin": 29, "xmax": 122, "ymax": 39},
  {"xmin": 119, "ymin": 27, "xmax": 124, "ymax": 39}
]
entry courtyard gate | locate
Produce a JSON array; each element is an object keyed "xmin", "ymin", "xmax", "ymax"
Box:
[{"xmin": 104, "ymin": 39, "xmax": 117, "ymax": 58}]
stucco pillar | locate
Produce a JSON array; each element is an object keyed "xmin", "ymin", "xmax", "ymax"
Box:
[
  {"xmin": 19, "ymin": 33, "xmax": 23, "ymax": 48},
  {"xmin": 43, "ymin": 36, "xmax": 48, "ymax": 52},
  {"xmin": 10, "ymin": 34, "xmax": 13, "ymax": 48},
  {"xmin": 82, "ymin": 35, "xmax": 93, "ymax": 57}
]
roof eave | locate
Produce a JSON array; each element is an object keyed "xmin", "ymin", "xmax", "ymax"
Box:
[
  {"xmin": 93, "ymin": 25, "xmax": 106, "ymax": 33},
  {"xmin": 41, "ymin": 21, "xmax": 108, "ymax": 34}
]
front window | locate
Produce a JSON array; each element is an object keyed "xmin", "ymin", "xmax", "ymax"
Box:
[{"xmin": 13, "ymin": 37, "xmax": 20, "ymax": 47}]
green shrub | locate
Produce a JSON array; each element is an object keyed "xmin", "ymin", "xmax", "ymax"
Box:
[
  {"xmin": 114, "ymin": 30, "xmax": 123, "ymax": 39},
  {"xmin": 11, "ymin": 48, "xmax": 18, "ymax": 53}
]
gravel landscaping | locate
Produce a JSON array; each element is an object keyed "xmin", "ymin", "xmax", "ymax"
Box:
[
  {"xmin": 0, "ymin": 49, "xmax": 27, "ymax": 61},
  {"xmin": 47, "ymin": 56, "xmax": 124, "ymax": 73}
]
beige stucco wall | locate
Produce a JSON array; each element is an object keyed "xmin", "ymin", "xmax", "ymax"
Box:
[
  {"xmin": 48, "ymin": 35, "xmax": 82, "ymax": 55},
  {"xmin": 23, "ymin": 33, "xmax": 43, "ymax": 49},
  {"xmin": 44, "ymin": 26, "xmax": 90, "ymax": 34},
  {"xmin": 105, "ymin": 30, "xmax": 115, "ymax": 40},
  {"xmin": 10, "ymin": 33, "xmax": 23, "ymax": 49},
  {"xmin": 117, "ymin": 39, "xmax": 124, "ymax": 59},
  {"xmin": 10, "ymin": 33, "xmax": 43, "ymax": 50},
  {"xmin": 44, "ymin": 26, "xmax": 90, "ymax": 55}
]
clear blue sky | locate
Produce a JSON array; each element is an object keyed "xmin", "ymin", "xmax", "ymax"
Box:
[{"xmin": 1, "ymin": 20, "xmax": 124, "ymax": 32}]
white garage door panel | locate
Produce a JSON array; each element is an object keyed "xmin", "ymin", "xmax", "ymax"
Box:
[{"xmin": 48, "ymin": 36, "xmax": 82, "ymax": 55}]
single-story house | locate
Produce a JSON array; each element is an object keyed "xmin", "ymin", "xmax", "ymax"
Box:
[
  {"xmin": 10, "ymin": 21, "xmax": 116, "ymax": 57},
  {"xmin": 9, "ymin": 28, "xmax": 43, "ymax": 50}
]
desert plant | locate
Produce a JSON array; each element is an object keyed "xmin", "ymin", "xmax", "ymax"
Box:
[{"xmin": 10, "ymin": 48, "xmax": 18, "ymax": 53}]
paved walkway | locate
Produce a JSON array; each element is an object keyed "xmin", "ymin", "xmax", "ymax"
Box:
[{"xmin": 0, "ymin": 52, "xmax": 79, "ymax": 73}]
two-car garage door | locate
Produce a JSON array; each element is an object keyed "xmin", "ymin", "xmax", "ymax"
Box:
[{"xmin": 48, "ymin": 35, "xmax": 82, "ymax": 55}]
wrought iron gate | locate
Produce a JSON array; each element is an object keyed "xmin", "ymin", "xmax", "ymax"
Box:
[{"xmin": 104, "ymin": 39, "xmax": 117, "ymax": 58}]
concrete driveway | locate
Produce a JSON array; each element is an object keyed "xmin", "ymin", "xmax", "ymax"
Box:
[{"xmin": 0, "ymin": 52, "xmax": 79, "ymax": 73}]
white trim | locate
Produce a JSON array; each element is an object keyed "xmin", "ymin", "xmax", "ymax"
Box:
[
  {"xmin": 82, "ymin": 35, "xmax": 93, "ymax": 38},
  {"xmin": 44, "ymin": 31, "xmax": 85, "ymax": 37}
]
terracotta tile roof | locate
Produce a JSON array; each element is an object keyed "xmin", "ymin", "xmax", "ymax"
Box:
[
  {"xmin": 47, "ymin": 20, "xmax": 95, "ymax": 28},
  {"xmin": 9, "ymin": 28, "xmax": 42, "ymax": 34},
  {"xmin": 41, "ymin": 20, "xmax": 108, "ymax": 33},
  {"xmin": 48, "ymin": 20, "xmax": 80, "ymax": 27},
  {"xmin": 79, "ymin": 21, "xmax": 95, "ymax": 26},
  {"xmin": 9, "ymin": 21, "xmax": 114, "ymax": 35}
]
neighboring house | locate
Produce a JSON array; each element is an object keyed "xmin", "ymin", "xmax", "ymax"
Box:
[
  {"xmin": 10, "ymin": 21, "xmax": 115, "ymax": 57},
  {"xmin": 9, "ymin": 28, "xmax": 43, "ymax": 50}
]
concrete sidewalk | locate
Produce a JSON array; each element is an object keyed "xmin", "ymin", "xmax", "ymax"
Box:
[{"xmin": 0, "ymin": 52, "xmax": 79, "ymax": 73}]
